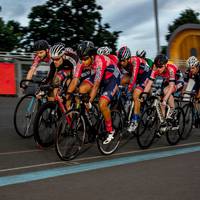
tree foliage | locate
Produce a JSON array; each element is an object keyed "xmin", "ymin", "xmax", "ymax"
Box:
[
  {"xmin": 22, "ymin": 0, "xmax": 121, "ymax": 51},
  {"xmin": 0, "ymin": 18, "xmax": 24, "ymax": 51},
  {"xmin": 166, "ymin": 9, "xmax": 200, "ymax": 41}
]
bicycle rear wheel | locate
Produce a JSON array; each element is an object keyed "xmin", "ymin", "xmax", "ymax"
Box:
[
  {"xmin": 136, "ymin": 107, "xmax": 158, "ymax": 149},
  {"xmin": 97, "ymin": 110, "xmax": 122, "ymax": 155},
  {"xmin": 181, "ymin": 103, "xmax": 193, "ymax": 139},
  {"xmin": 33, "ymin": 101, "xmax": 59, "ymax": 147},
  {"xmin": 166, "ymin": 107, "xmax": 185, "ymax": 145},
  {"xmin": 55, "ymin": 110, "xmax": 86, "ymax": 161},
  {"xmin": 14, "ymin": 94, "xmax": 39, "ymax": 138}
]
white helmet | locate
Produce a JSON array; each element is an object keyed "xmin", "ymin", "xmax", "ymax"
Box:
[
  {"xmin": 50, "ymin": 44, "xmax": 65, "ymax": 59},
  {"xmin": 97, "ymin": 46, "xmax": 112, "ymax": 55},
  {"xmin": 187, "ymin": 56, "xmax": 199, "ymax": 68}
]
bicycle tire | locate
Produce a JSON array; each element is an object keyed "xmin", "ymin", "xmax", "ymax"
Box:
[
  {"xmin": 136, "ymin": 107, "xmax": 158, "ymax": 149},
  {"xmin": 181, "ymin": 103, "xmax": 193, "ymax": 139},
  {"xmin": 33, "ymin": 101, "xmax": 59, "ymax": 147},
  {"xmin": 13, "ymin": 94, "xmax": 39, "ymax": 138},
  {"xmin": 166, "ymin": 107, "xmax": 185, "ymax": 145},
  {"xmin": 97, "ymin": 109, "xmax": 122, "ymax": 155},
  {"xmin": 55, "ymin": 110, "xmax": 86, "ymax": 161}
]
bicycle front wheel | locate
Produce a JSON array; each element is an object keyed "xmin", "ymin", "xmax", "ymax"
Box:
[
  {"xmin": 181, "ymin": 103, "xmax": 193, "ymax": 140},
  {"xmin": 14, "ymin": 94, "xmax": 39, "ymax": 138},
  {"xmin": 33, "ymin": 101, "xmax": 59, "ymax": 147},
  {"xmin": 136, "ymin": 107, "xmax": 158, "ymax": 149},
  {"xmin": 97, "ymin": 110, "xmax": 122, "ymax": 155},
  {"xmin": 55, "ymin": 110, "xmax": 86, "ymax": 161},
  {"xmin": 166, "ymin": 107, "xmax": 185, "ymax": 145}
]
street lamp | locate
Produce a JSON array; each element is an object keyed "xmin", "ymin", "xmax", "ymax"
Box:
[{"xmin": 153, "ymin": 0, "xmax": 160, "ymax": 54}]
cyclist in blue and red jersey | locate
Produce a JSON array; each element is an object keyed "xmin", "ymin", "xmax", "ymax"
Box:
[
  {"xmin": 117, "ymin": 46, "xmax": 152, "ymax": 133},
  {"xmin": 69, "ymin": 41, "xmax": 121, "ymax": 144},
  {"xmin": 26, "ymin": 40, "xmax": 51, "ymax": 81}
]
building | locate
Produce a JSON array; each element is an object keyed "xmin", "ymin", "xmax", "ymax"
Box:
[{"xmin": 167, "ymin": 23, "xmax": 200, "ymax": 67}]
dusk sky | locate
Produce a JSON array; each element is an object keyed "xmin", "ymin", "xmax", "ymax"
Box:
[{"xmin": 0, "ymin": 0, "xmax": 199, "ymax": 58}]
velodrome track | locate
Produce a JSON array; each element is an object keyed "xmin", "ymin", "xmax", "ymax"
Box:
[{"xmin": 0, "ymin": 96, "xmax": 200, "ymax": 200}]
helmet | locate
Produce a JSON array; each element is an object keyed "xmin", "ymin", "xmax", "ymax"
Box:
[
  {"xmin": 77, "ymin": 41, "xmax": 95, "ymax": 58},
  {"xmin": 154, "ymin": 54, "xmax": 168, "ymax": 67},
  {"xmin": 50, "ymin": 44, "xmax": 65, "ymax": 59},
  {"xmin": 136, "ymin": 50, "xmax": 146, "ymax": 58},
  {"xmin": 118, "ymin": 46, "xmax": 131, "ymax": 61},
  {"xmin": 65, "ymin": 47, "xmax": 75, "ymax": 54},
  {"xmin": 186, "ymin": 56, "xmax": 199, "ymax": 68},
  {"xmin": 34, "ymin": 40, "xmax": 49, "ymax": 51},
  {"xmin": 97, "ymin": 46, "xmax": 112, "ymax": 55}
]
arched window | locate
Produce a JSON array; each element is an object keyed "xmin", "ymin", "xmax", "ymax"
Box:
[{"xmin": 190, "ymin": 48, "xmax": 198, "ymax": 57}]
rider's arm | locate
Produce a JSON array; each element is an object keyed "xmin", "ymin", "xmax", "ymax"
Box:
[
  {"xmin": 163, "ymin": 82, "xmax": 175, "ymax": 102},
  {"xmin": 144, "ymin": 79, "xmax": 153, "ymax": 93},
  {"xmin": 163, "ymin": 67, "xmax": 176, "ymax": 102},
  {"xmin": 26, "ymin": 55, "xmax": 40, "ymax": 80},
  {"xmin": 66, "ymin": 78, "xmax": 79, "ymax": 99},
  {"xmin": 144, "ymin": 70, "xmax": 156, "ymax": 93},
  {"xmin": 89, "ymin": 80, "xmax": 100, "ymax": 102},
  {"xmin": 128, "ymin": 57, "xmax": 140, "ymax": 91}
]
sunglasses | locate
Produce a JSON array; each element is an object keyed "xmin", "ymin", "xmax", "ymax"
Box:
[
  {"xmin": 82, "ymin": 56, "xmax": 90, "ymax": 61},
  {"xmin": 52, "ymin": 57, "xmax": 62, "ymax": 61}
]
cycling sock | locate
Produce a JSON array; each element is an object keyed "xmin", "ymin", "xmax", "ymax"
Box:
[
  {"xmin": 105, "ymin": 119, "xmax": 113, "ymax": 132},
  {"xmin": 131, "ymin": 114, "xmax": 139, "ymax": 123}
]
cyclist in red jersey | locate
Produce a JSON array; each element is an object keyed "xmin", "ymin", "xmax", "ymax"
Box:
[
  {"xmin": 143, "ymin": 54, "xmax": 178, "ymax": 118},
  {"xmin": 26, "ymin": 40, "xmax": 51, "ymax": 81},
  {"xmin": 117, "ymin": 46, "xmax": 152, "ymax": 132},
  {"xmin": 69, "ymin": 41, "xmax": 121, "ymax": 144}
]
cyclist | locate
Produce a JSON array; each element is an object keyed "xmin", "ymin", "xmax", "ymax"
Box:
[
  {"xmin": 117, "ymin": 46, "xmax": 152, "ymax": 132},
  {"xmin": 26, "ymin": 40, "xmax": 51, "ymax": 81},
  {"xmin": 143, "ymin": 54, "xmax": 178, "ymax": 120},
  {"xmin": 184, "ymin": 56, "xmax": 200, "ymax": 99},
  {"xmin": 44, "ymin": 43, "xmax": 78, "ymax": 100},
  {"xmin": 71, "ymin": 41, "xmax": 121, "ymax": 144},
  {"xmin": 136, "ymin": 49, "xmax": 154, "ymax": 68}
]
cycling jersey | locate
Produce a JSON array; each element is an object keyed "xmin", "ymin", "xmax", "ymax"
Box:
[
  {"xmin": 74, "ymin": 54, "xmax": 121, "ymax": 101},
  {"xmin": 184, "ymin": 70, "xmax": 200, "ymax": 91},
  {"xmin": 46, "ymin": 59, "xmax": 74, "ymax": 85},
  {"xmin": 118, "ymin": 56, "xmax": 151, "ymax": 91},
  {"xmin": 31, "ymin": 53, "xmax": 51, "ymax": 69},
  {"xmin": 150, "ymin": 63, "xmax": 178, "ymax": 83},
  {"xmin": 74, "ymin": 54, "xmax": 120, "ymax": 82}
]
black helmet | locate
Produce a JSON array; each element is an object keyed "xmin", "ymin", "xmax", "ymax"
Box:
[
  {"xmin": 118, "ymin": 46, "xmax": 131, "ymax": 61},
  {"xmin": 136, "ymin": 50, "xmax": 146, "ymax": 58},
  {"xmin": 34, "ymin": 40, "xmax": 49, "ymax": 51},
  {"xmin": 77, "ymin": 41, "xmax": 95, "ymax": 58},
  {"xmin": 154, "ymin": 54, "xmax": 168, "ymax": 67}
]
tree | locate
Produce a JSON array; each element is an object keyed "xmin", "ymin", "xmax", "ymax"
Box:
[
  {"xmin": 0, "ymin": 18, "xmax": 24, "ymax": 51},
  {"xmin": 166, "ymin": 9, "xmax": 200, "ymax": 41},
  {"xmin": 23, "ymin": 0, "xmax": 121, "ymax": 51}
]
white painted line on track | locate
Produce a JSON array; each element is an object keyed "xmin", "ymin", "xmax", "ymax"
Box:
[{"xmin": 0, "ymin": 141, "xmax": 200, "ymax": 173}]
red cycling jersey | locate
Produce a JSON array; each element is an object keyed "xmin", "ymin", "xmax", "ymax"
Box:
[
  {"xmin": 73, "ymin": 54, "xmax": 120, "ymax": 82},
  {"xmin": 150, "ymin": 63, "xmax": 178, "ymax": 83},
  {"xmin": 118, "ymin": 56, "xmax": 151, "ymax": 91},
  {"xmin": 30, "ymin": 52, "xmax": 51, "ymax": 69}
]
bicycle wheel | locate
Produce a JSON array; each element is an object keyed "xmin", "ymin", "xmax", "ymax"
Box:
[
  {"xmin": 14, "ymin": 94, "xmax": 39, "ymax": 138},
  {"xmin": 97, "ymin": 110, "xmax": 122, "ymax": 155},
  {"xmin": 166, "ymin": 107, "xmax": 185, "ymax": 145},
  {"xmin": 33, "ymin": 101, "xmax": 59, "ymax": 147},
  {"xmin": 55, "ymin": 110, "xmax": 86, "ymax": 161},
  {"xmin": 181, "ymin": 103, "xmax": 193, "ymax": 139},
  {"xmin": 136, "ymin": 107, "xmax": 158, "ymax": 149}
]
